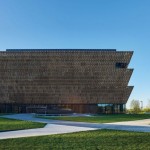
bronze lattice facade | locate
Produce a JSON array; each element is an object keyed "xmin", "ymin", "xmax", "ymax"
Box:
[{"xmin": 0, "ymin": 49, "xmax": 133, "ymax": 114}]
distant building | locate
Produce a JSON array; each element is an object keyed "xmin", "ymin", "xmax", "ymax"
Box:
[{"xmin": 0, "ymin": 49, "xmax": 133, "ymax": 114}]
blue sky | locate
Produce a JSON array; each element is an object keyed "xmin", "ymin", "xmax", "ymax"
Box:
[{"xmin": 0, "ymin": 0, "xmax": 150, "ymax": 108}]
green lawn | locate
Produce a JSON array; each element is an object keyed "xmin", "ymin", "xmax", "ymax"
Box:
[
  {"xmin": 0, "ymin": 118, "xmax": 46, "ymax": 131},
  {"xmin": 39, "ymin": 114, "xmax": 150, "ymax": 123},
  {"xmin": 0, "ymin": 113, "xmax": 12, "ymax": 116},
  {"xmin": 0, "ymin": 129, "xmax": 150, "ymax": 150}
]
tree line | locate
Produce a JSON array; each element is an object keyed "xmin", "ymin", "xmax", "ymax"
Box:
[{"xmin": 127, "ymin": 99, "xmax": 150, "ymax": 114}]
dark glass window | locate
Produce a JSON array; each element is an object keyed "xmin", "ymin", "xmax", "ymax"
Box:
[
  {"xmin": 116, "ymin": 63, "xmax": 128, "ymax": 68},
  {"xmin": 98, "ymin": 103, "xmax": 126, "ymax": 114}
]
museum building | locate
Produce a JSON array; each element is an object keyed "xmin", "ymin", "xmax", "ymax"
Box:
[{"xmin": 0, "ymin": 49, "xmax": 133, "ymax": 114}]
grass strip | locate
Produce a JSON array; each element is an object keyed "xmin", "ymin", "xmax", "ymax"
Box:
[
  {"xmin": 0, "ymin": 129, "xmax": 150, "ymax": 150},
  {"xmin": 0, "ymin": 118, "xmax": 46, "ymax": 131},
  {"xmin": 38, "ymin": 114, "xmax": 150, "ymax": 123}
]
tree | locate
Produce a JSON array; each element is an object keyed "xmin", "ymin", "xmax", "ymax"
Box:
[
  {"xmin": 147, "ymin": 99, "xmax": 150, "ymax": 108},
  {"xmin": 130, "ymin": 100, "xmax": 141, "ymax": 114},
  {"xmin": 143, "ymin": 99, "xmax": 150, "ymax": 113}
]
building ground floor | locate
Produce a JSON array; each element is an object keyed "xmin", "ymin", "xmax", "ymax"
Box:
[{"xmin": 0, "ymin": 103, "xmax": 126, "ymax": 114}]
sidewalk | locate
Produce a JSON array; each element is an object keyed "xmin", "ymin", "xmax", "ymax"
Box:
[
  {"xmin": 106, "ymin": 119, "xmax": 150, "ymax": 126},
  {"xmin": 0, "ymin": 124, "xmax": 97, "ymax": 140}
]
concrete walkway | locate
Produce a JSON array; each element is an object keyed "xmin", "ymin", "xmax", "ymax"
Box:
[
  {"xmin": 106, "ymin": 119, "xmax": 150, "ymax": 126},
  {"xmin": 0, "ymin": 124, "xmax": 96, "ymax": 140},
  {"xmin": 0, "ymin": 114, "xmax": 150, "ymax": 140}
]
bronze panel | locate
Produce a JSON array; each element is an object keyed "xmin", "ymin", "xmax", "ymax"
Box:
[{"xmin": 0, "ymin": 50, "xmax": 133, "ymax": 108}]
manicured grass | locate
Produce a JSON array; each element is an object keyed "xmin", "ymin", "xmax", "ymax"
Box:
[
  {"xmin": 0, "ymin": 118, "xmax": 46, "ymax": 131},
  {"xmin": 0, "ymin": 113, "xmax": 12, "ymax": 116},
  {"xmin": 0, "ymin": 129, "xmax": 150, "ymax": 150},
  {"xmin": 39, "ymin": 114, "xmax": 150, "ymax": 123}
]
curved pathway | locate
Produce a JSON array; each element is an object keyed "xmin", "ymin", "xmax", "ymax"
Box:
[{"xmin": 0, "ymin": 114, "xmax": 150, "ymax": 140}]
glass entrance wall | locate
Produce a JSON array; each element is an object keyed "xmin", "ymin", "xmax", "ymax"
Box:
[
  {"xmin": 0, "ymin": 103, "xmax": 126, "ymax": 114},
  {"xmin": 98, "ymin": 104, "xmax": 126, "ymax": 114}
]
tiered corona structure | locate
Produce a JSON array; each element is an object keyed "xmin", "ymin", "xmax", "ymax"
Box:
[{"xmin": 0, "ymin": 49, "xmax": 133, "ymax": 114}]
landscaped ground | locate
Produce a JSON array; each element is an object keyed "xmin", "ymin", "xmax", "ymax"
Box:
[
  {"xmin": 39, "ymin": 114, "xmax": 150, "ymax": 123},
  {"xmin": 0, "ymin": 129, "xmax": 150, "ymax": 150},
  {"xmin": 0, "ymin": 118, "xmax": 46, "ymax": 131}
]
